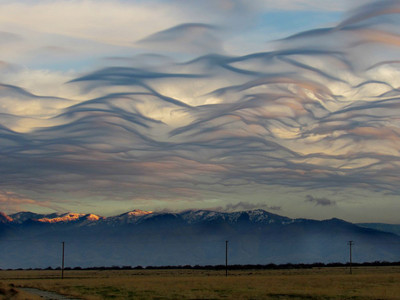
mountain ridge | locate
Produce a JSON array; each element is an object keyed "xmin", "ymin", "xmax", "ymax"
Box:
[
  {"xmin": 0, "ymin": 209, "xmax": 336, "ymax": 226},
  {"xmin": 1, "ymin": 209, "xmax": 400, "ymax": 269},
  {"xmin": 3, "ymin": 209, "xmax": 399, "ymax": 237}
]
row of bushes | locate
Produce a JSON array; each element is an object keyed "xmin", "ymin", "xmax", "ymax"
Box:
[{"xmin": 3, "ymin": 261, "xmax": 400, "ymax": 271}]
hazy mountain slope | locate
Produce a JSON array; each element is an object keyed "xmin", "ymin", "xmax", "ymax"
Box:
[
  {"xmin": 357, "ymin": 223, "xmax": 400, "ymax": 236},
  {"xmin": 1, "ymin": 210, "xmax": 399, "ymax": 269}
]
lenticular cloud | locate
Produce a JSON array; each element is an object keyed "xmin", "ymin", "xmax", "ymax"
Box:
[{"xmin": 1, "ymin": 1, "xmax": 400, "ymax": 210}]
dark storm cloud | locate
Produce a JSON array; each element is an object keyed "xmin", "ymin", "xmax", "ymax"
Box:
[
  {"xmin": 305, "ymin": 195, "xmax": 337, "ymax": 206},
  {"xmin": 2, "ymin": 0, "xmax": 400, "ymax": 211}
]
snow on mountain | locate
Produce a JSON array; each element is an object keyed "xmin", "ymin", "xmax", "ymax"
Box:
[
  {"xmin": 243, "ymin": 209, "xmax": 295, "ymax": 225},
  {"xmin": 105, "ymin": 209, "xmax": 153, "ymax": 225},
  {"xmin": 179, "ymin": 209, "xmax": 294, "ymax": 225},
  {"xmin": 37, "ymin": 213, "xmax": 84, "ymax": 223},
  {"xmin": 37, "ymin": 213, "xmax": 103, "ymax": 223},
  {"xmin": 3, "ymin": 208, "xmax": 400, "ymax": 269},
  {"xmin": 9, "ymin": 212, "xmax": 59, "ymax": 224},
  {"xmin": 0, "ymin": 212, "xmax": 12, "ymax": 223},
  {"xmin": 127, "ymin": 209, "xmax": 153, "ymax": 216},
  {"xmin": 1, "ymin": 209, "xmax": 297, "ymax": 225},
  {"xmin": 84, "ymin": 214, "xmax": 103, "ymax": 221},
  {"xmin": 179, "ymin": 210, "xmax": 224, "ymax": 224}
]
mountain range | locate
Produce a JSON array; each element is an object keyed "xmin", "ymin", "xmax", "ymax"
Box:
[{"xmin": 1, "ymin": 209, "xmax": 400, "ymax": 269}]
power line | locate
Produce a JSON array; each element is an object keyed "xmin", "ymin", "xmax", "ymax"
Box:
[
  {"xmin": 61, "ymin": 241, "xmax": 65, "ymax": 279},
  {"xmin": 225, "ymin": 240, "xmax": 228, "ymax": 277},
  {"xmin": 348, "ymin": 240, "xmax": 354, "ymax": 274}
]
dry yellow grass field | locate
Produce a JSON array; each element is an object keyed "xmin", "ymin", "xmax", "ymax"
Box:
[{"xmin": 1, "ymin": 267, "xmax": 400, "ymax": 299}]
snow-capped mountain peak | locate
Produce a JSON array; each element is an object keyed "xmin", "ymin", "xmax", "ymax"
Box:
[
  {"xmin": 104, "ymin": 209, "xmax": 154, "ymax": 225},
  {"xmin": 37, "ymin": 212, "xmax": 102, "ymax": 223},
  {"xmin": 179, "ymin": 209, "xmax": 294, "ymax": 225},
  {"xmin": 0, "ymin": 212, "xmax": 13, "ymax": 223},
  {"xmin": 1, "ymin": 209, "xmax": 293, "ymax": 226},
  {"xmin": 8, "ymin": 211, "xmax": 59, "ymax": 223},
  {"xmin": 85, "ymin": 213, "xmax": 103, "ymax": 221},
  {"xmin": 126, "ymin": 209, "xmax": 153, "ymax": 216}
]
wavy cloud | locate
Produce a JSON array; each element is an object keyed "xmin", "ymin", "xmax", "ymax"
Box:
[
  {"xmin": 137, "ymin": 23, "xmax": 223, "ymax": 54},
  {"xmin": 0, "ymin": 0, "xmax": 399, "ymax": 220}
]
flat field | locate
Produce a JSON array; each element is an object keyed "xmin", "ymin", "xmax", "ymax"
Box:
[{"xmin": 1, "ymin": 266, "xmax": 400, "ymax": 299}]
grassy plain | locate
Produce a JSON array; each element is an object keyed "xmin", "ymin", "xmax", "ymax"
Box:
[{"xmin": 1, "ymin": 266, "xmax": 400, "ymax": 299}]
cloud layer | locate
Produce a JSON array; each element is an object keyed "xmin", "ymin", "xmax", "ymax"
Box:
[{"xmin": 0, "ymin": 0, "xmax": 400, "ymax": 221}]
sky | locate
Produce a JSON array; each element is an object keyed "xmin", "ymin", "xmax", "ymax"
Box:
[{"xmin": 1, "ymin": 0, "xmax": 400, "ymax": 223}]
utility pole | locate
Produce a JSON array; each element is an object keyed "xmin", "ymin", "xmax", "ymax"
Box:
[
  {"xmin": 225, "ymin": 240, "xmax": 228, "ymax": 277},
  {"xmin": 61, "ymin": 241, "xmax": 65, "ymax": 279},
  {"xmin": 348, "ymin": 241, "xmax": 354, "ymax": 274}
]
